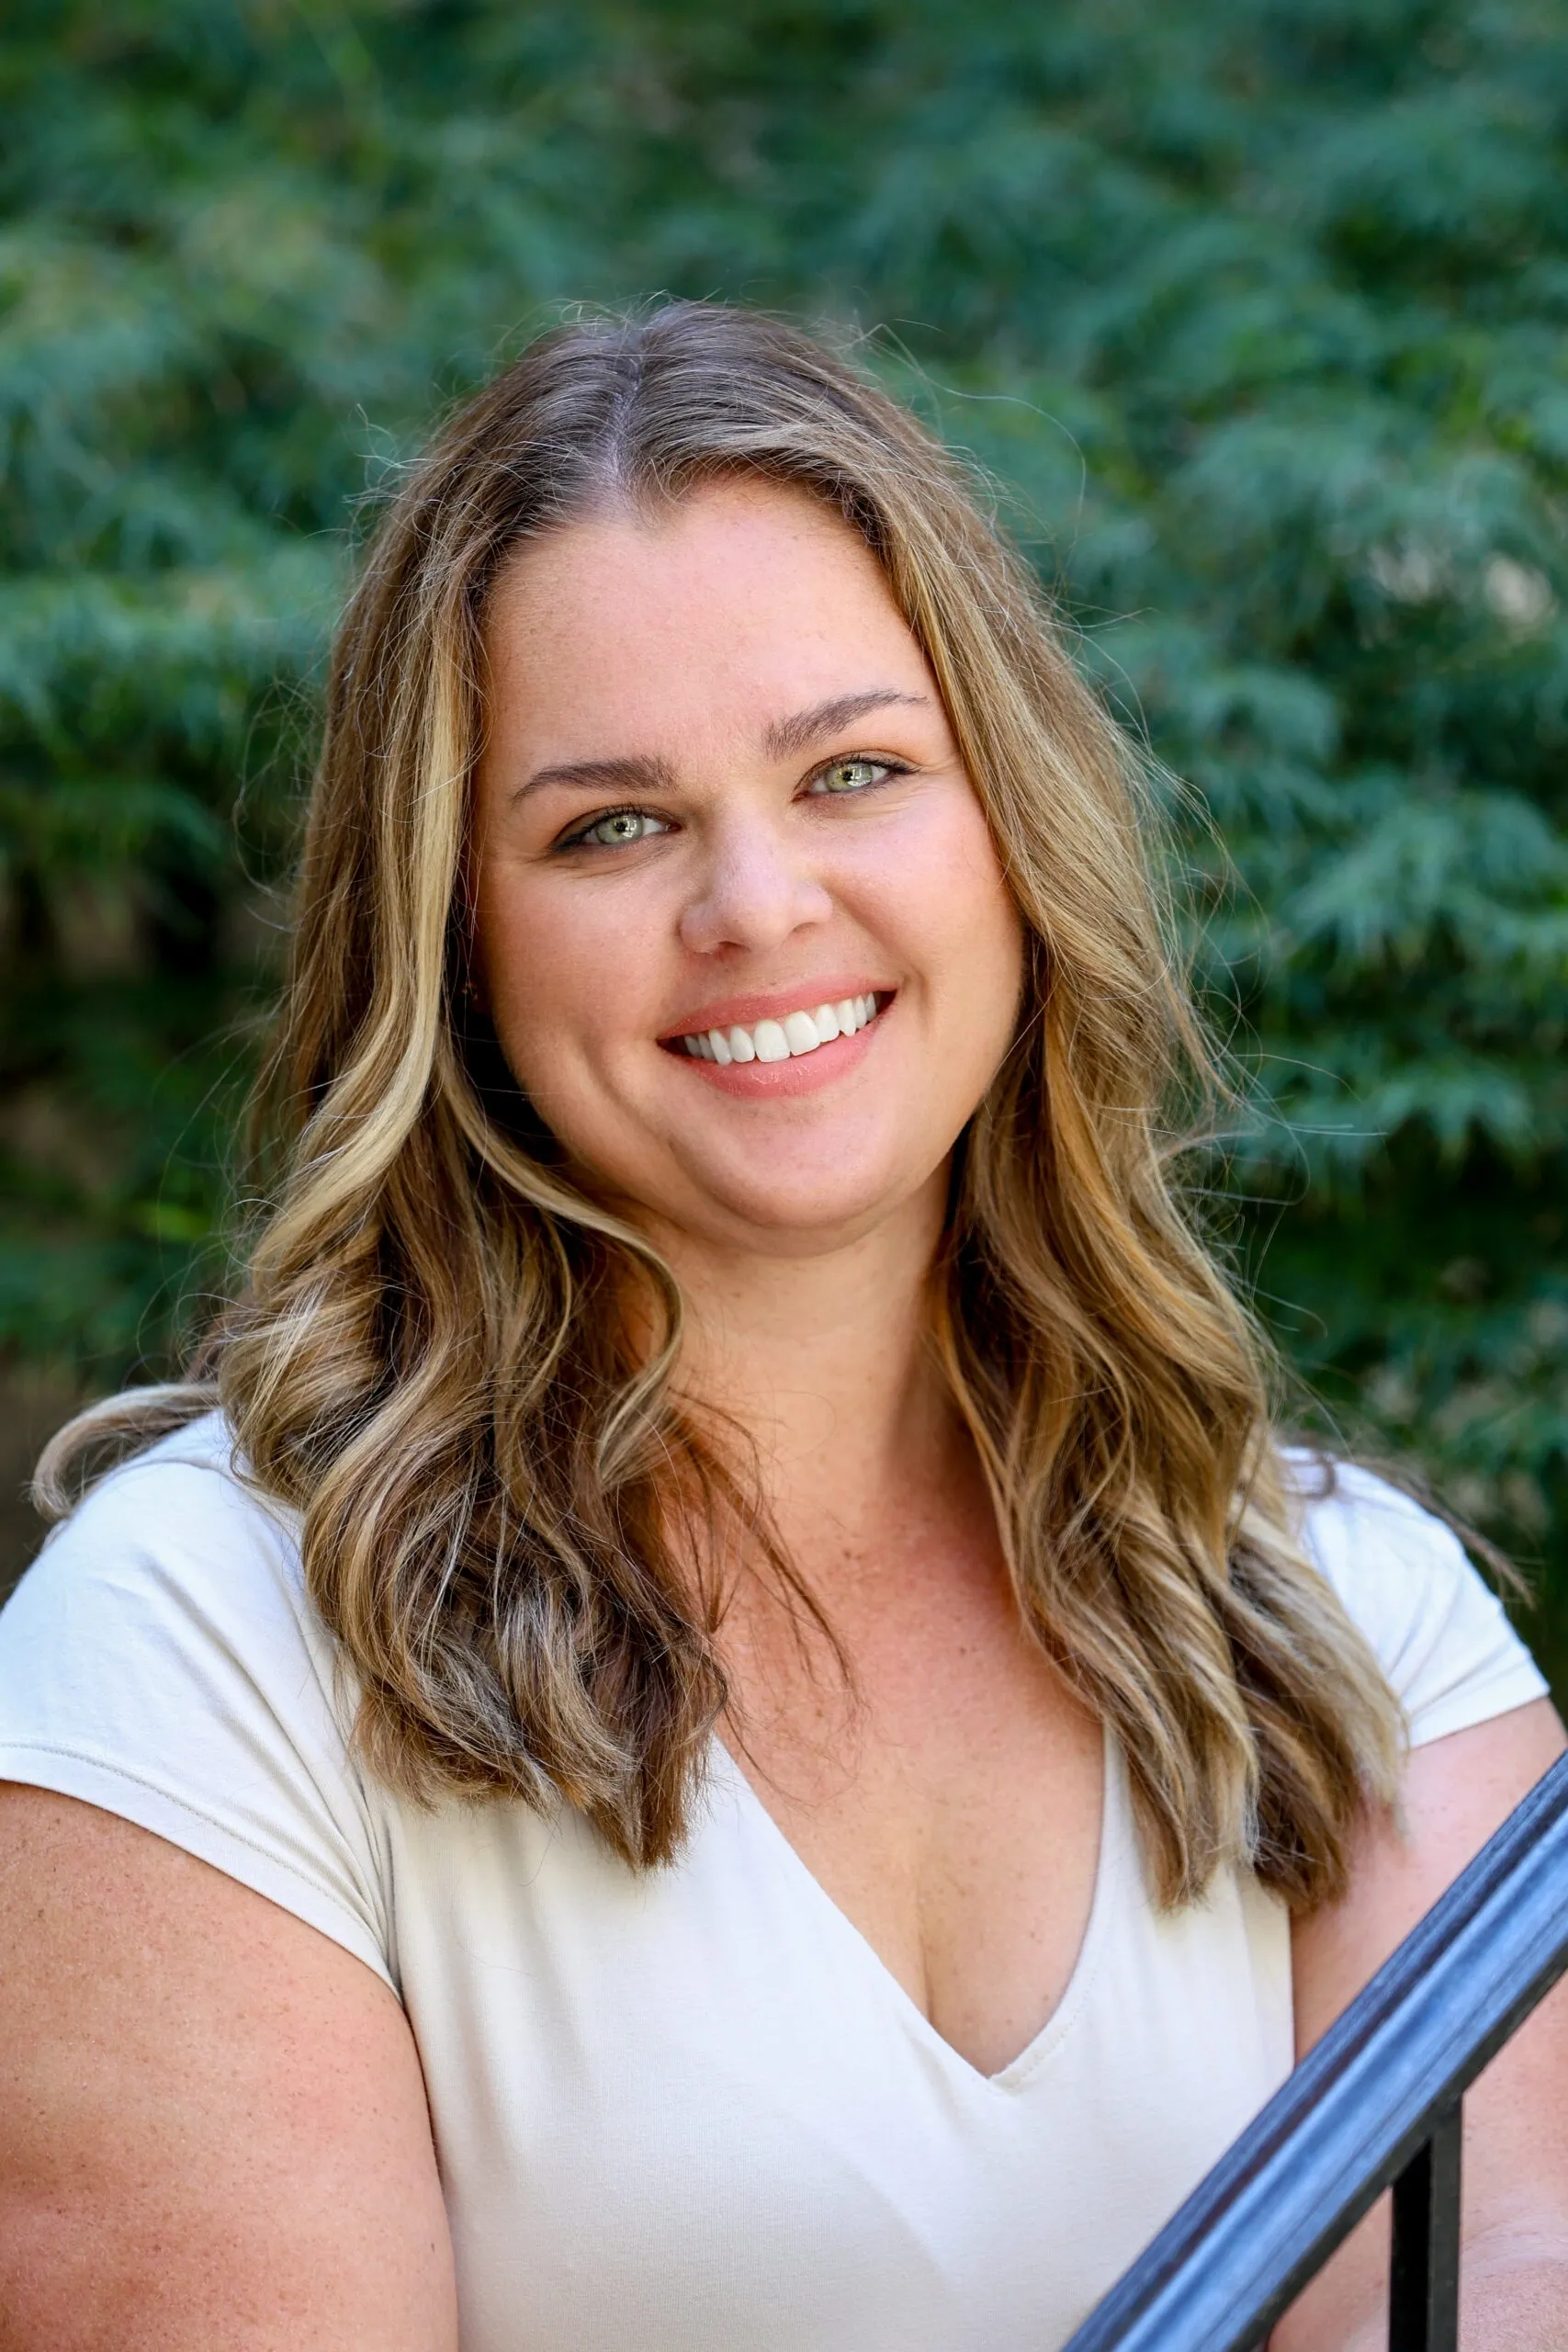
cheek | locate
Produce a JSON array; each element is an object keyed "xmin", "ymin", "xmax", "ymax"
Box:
[
  {"xmin": 877, "ymin": 792, "xmax": 1024, "ymax": 1032},
  {"xmin": 475, "ymin": 871, "xmax": 654, "ymax": 1097}
]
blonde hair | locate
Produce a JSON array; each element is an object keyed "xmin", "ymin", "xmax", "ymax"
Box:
[{"xmin": 39, "ymin": 303, "xmax": 1402, "ymax": 1905}]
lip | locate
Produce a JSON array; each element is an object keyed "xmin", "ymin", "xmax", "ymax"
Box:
[
  {"xmin": 672, "ymin": 1002, "xmax": 889, "ymax": 1097},
  {"xmin": 657, "ymin": 978, "xmax": 896, "ymax": 1046},
  {"xmin": 667, "ymin": 992, "xmax": 893, "ymax": 1101}
]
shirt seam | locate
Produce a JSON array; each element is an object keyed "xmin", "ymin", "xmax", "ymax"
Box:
[
  {"xmin": 0, "ymin": 1737, "xmax": 385, "ymax": 1944},
  {"xmin": 1406, "ymin": 1667, "xmax": 1550, "ymax": 1747}
]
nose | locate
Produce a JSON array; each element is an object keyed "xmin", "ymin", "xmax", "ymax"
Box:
[{"xmin": 677, "ymin": 816, "xmax": 834, "ymax": 957}]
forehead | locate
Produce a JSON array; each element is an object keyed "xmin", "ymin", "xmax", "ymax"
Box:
[{"xmin": 481, "ymin": 480, "xmax": 931, "ymax": 747}]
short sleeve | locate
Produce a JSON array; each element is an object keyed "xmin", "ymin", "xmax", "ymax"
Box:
[
  {"xmin": 1295, "ymin": 1458, "xmax": 1551, "ymax": 1747},
  {"xmin": 0, "ymin": 1416, "xmax": 397, "ymax": 1992}
]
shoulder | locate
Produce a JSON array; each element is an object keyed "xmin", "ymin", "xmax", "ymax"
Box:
[
  {"xmin": 42, "ymin": 1405, "xmax": 293, "ymax": 1543},
  {"xmin": 1287, "ymin": 1453, "xmax": 1549, "ymax": 1747},
  {"xmin": 6, "ymin": 1410, "xmax": 321, "ymax": 1680},
  {"xmin": 0, "ymin": 1411, "xmax": 396, "ymax": 1988},
  {"xmin": 50, "ymin": 1405, "xmax": 293, "ymax": 1525}
]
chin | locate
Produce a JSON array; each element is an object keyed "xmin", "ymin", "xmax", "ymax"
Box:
[{"xmin": 676, "ymin": 1159, "xmax": 933, "ymax": 1252}]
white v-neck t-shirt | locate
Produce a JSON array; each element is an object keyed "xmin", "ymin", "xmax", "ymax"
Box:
[{"xmin": 0, "ymin": 1416, "xmax": 1549, "ymax": 2351}]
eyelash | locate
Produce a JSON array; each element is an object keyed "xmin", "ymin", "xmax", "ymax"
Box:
[
  {"xmin": 557, "ymin": 806, "xmax": 668, "ymax": 852},
  {"xmin": 554, "ymin": 753, "xmax": 913, "ymax": 853}
]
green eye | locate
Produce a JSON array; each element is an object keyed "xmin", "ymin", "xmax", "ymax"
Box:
[
  {"xmin": 580, "ymin": 809, "xmax": 665, "ymax": 847},
  {"xmin": 812, "ymin": 757, "xmax": 886, "ymax": 795}
]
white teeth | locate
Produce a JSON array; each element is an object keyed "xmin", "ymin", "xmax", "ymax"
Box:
[{"xmin": 679, "ymin": 992, "xmax": 883, "ymax": 1064}]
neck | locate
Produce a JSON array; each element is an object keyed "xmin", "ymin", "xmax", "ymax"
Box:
[{"xmin": 652, "ymin": 1175, "xmax": 962, "ymax": 1544}]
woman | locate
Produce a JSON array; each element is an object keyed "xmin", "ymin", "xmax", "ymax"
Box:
[{"xmin": 0, "ymin": 303, "xmax": 1563, "ymax": 2352}]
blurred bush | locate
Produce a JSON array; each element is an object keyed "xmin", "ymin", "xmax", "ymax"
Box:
[{"xmin": 2, "ymin": 0, "xmax": 1565, "ymax": 1657}]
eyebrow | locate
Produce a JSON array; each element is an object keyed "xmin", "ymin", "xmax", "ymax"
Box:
[
  {"xmin": 511, "ymin": 751, "xmax": 678, "ymax": 805},
  {"xmin": 511, "ymin": 687, "xmax": 930, "ymax": 804},
  {"xmin": 762, "ymin": 688, "xmax": 930, "ymax": 760}
]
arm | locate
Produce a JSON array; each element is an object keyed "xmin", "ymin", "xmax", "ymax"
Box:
[
  {"xmin": 1276, "ymin": 1697, "xmax": 1568, "ymax": 2352},
  {"xmin": 0, "ymin": 1785, "xmax": 458, "ymax": 2352}
]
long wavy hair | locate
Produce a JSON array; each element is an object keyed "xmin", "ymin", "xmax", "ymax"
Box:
[{"xmin": 39, "ymin": 302, "xmax": 1403, "ymax": 1905}]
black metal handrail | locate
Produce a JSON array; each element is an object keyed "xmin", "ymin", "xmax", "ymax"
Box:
[{"xmin": 1062, "ymin": 1747, "xmax": 1568, "ymax": 2352}]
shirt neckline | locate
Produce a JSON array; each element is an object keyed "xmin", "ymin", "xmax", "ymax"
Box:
[{"xmin": 705, "ymin": 1721, "xmax": 1127, "ymax": 2095}]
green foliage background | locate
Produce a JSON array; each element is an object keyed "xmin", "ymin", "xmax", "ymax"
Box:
[{"xmin": 4, "ymin": 0, "xmax": 1566, "ymax": 1678}]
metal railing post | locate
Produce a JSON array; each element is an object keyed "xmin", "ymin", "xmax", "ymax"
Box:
[{"xmin": 1389, "ymin": 2098, "xmax": 1462, "ymax": 2352}]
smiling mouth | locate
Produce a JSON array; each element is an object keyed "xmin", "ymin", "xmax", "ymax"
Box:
[{"xmin": 670, "ymin": 992, "xmax": 886, "ymax": 1067}]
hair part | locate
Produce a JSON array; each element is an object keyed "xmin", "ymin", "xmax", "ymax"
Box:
[{"xmin": 38, "ymin": 301, "xmax": 1404, "ymax": 1905}]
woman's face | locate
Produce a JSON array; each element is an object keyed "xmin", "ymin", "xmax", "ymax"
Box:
[{"xmin": 472, "ymin": 479, "xmax": 1025, "ymax": 1255}]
